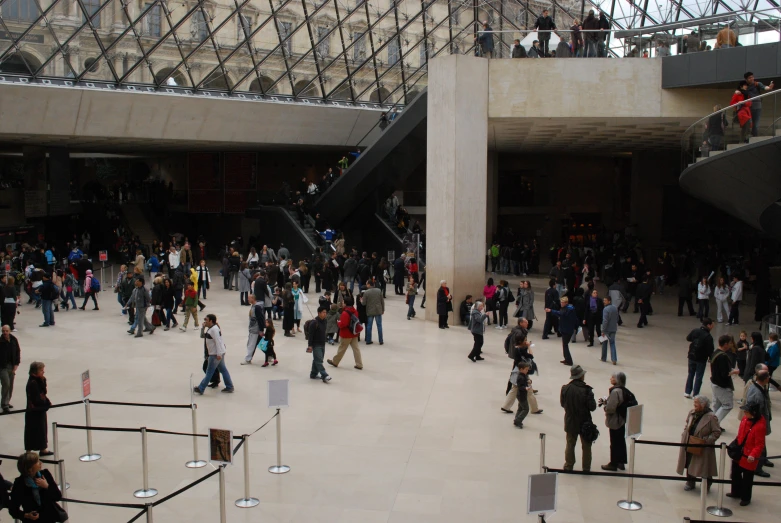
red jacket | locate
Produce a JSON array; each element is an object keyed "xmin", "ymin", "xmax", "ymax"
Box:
[
  {"xmin": 735, "ymin": 415, "xmax": 766, "ymax": 471},
  {"xmin": 730, "ymin": 91, "xmax": 753, "ymax": 127},
  {"xmin": 337, "ymin": 306, "xmax": 358, "ymax": 338}
]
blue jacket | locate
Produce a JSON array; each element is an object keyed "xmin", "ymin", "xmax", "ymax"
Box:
[
  {"xmin": 45, "ymin": 250, "xmax": 54, "ymax": 264},
  {"xmin": 148, "ymin": 256, "xmax": 161, "ymax": 273},
  {"xmin": 767, "ymin": 341, "xmax": 780, "ymax": 368},
  {"xmin": 68, "ymin": 249, "xmax": 83, "ymax": 262},
  {"xmin": 552, "ymin": 304, "xmax": 578, "ymax": 334}
]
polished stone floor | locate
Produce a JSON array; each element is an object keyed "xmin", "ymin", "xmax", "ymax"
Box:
[{"xmin": 0, "ymin": 269, "xmax": 777, "ymax": 522}]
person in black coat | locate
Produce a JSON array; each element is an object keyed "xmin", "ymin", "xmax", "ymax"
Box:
[
  {"xmin": 570, "ymin": 288, "xmax": 586, "ymax": 344},
  {"xmin": 436, "ymin": 280, "xmax": 453, "ymax": 329},
  {"xmin": 585, "ymin": 289, "xmax": 604, "ymax": 346},
  {"xmin": 282, "ymin": 283, "xmax": 295, "ymax": 337},
  {"xmin": 636, "ymin": 277, "xmax": 653, "ymax": 328},
  {"xmin": 9, "ymin": 452, "xmax": 64, "ymax": 523},
  {"xmin": 541, "ymin": 279, "xmax": 560, "ymax": 339},
  {"xmin": 24, "ymin": 362, "xmax": 52, "ymax": 455},
  {"xmin": 392, "ymin": 256, "xmax": 406, "ymax": 295}
]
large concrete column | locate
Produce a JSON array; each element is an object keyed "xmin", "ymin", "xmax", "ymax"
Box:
[
  {"xmin": 425, "ymin": 55, "xmax": 488, "ymax": 323},
  {"xmin": 486, "ymin": 151, "xmax": 499, "ymax": 241}
]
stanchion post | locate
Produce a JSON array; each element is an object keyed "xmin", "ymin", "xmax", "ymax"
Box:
[
  {"xmin": 58, "ymin": 460, "xmax": 68, "ymax": 512},
  {"xmin": 219, "ymin": 465, "xmax": 227, "ymax": 523},
  {"xmin": 268, "ymin": 409, "xmax": 290, "ymax": 474},
  {"xmin": 145, "ymin": 503, "xmax": 154, "ymax": 523},
  {"xmin": 52, "ymin": 422, "xmax": 68, "ymax": 490},
  {"xmin": 236, "ymin": 434, "xmax": 260, "ymax": 507},
  {"xmin": 617, "ymin": 436, "xmax": 642, "ymax": 511},
  {"xmin": 79, "ymin": 399, "xmax": 101, "ymax": 462},
  {"xmin": 133, "ymin": 428, "xmax": 158, "ymax": 498},
  {"xmin": 539, "ymin": 433, "xmax": 546, "ymax": 473},
  {"xmin": 699, "ymin": 474, "xmax": 707, "ymax": 521},
  {"xmin": 707, "ymin": 442, "xmax": 733, "ymax": 517},
  {"xmin": 185, "ymin": 403, "xmax": 206, "ymax": 468}
]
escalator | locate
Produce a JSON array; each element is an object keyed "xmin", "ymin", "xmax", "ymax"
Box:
[{"xmin": 314, "ymin": 90, "xmax": 427, "ymax": 252}]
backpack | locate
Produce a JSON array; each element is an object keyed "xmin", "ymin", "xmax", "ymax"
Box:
[
  {"xmin": 506, "ymin": 289, "xmax": 514, "ymax": 302},
  {"xmin": 616, "ymin": 387, "xmax": 638, "ymax": 420},
  {"xmin": 348, "ymin": 312, "xmax": 363, "ymax": 335},
  {"xmin": 303, "ymin": 319, "xmax": 315, "ymax": 340},
  {"xmin": 90, "ymin": 278, "xmax": 101, "ymax": 292}
]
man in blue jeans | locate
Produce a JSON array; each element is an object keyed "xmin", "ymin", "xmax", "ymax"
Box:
[
  {"xmin": 194, "ymin": 314, "xmax": 235, "ymax": 394},
  {"xmin": 684, "ymin": 318, "xmax": 715, "ymax": 398},
  {"xmin": 362, "ymin": 280, "xmax": 385, "ymax": 345}
]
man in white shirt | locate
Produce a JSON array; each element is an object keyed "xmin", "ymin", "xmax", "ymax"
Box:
[
  {"xmin": 194, "ymin": 314, "xmax": 235, "ymax": 394},
  {"xmin": 728, "ymin": 275, "xmax": 743, "ymax": 325},
  {"xmin": 168, "ymin": 246, "xmax": 181, "ymax": 272}
]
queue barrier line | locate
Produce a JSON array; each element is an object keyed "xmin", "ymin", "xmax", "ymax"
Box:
[
  {"xmin": 56, "ymin": 423, "xmax": 142, "ymax": 433},
  {"xmin": 151, "ymin": 467, "xmax": 221, "ymax": 507},
  {"xmin": 635, "ymin": 439, "xmax": 719, "ymax": 448},
  {"xmin": 0, "ymin": 400, "xmax": 83, "ymax": 416},
  {"xmin": 543, "ymin": 467, "xmax": 781, "ymax": 487},
  {"xmin": 59, "ymin": 498, "xmax": 146, "ymax": 509},
  {"xmin": 0, "ymin": 453, "xmax": 61, "ymax": 465},
  {"xmin": 127, "ymin": 507, "xmax": 148, "ymax": 523},
  {"xmin": 89, "ymin": 400, "xmax": 192, "ymax": 409}
]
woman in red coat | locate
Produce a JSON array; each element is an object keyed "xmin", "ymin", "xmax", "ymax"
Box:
[
  {"xmin": 727, "ymin": 402, "xmax": 766, "ymax": 506},
  {"xmin": 730, "ymin": 81, "xmax": 753, "ymax": 144}
]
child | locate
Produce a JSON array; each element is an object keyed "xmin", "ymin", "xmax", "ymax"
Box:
[
  {"xmin": 262, "ymin": 318, "xmax": 277, "ymax": 367},
  {"xmin": 180, "ymin": 281, "xmax": 199, "ymax": 331},
  {"xmin": 319, "ymin": 290, "xmax": 332, "ymax": 310},
  {"xmin": 514, "ymin": 361, "xmax": 532, "ymax": 429},
  {"xmin": 326, "ymin": 303, "xmax": 339, "ymax": 344},
  {"xmin": 767, "ymin": 332, "xmax": 780, "ymax": 377}
]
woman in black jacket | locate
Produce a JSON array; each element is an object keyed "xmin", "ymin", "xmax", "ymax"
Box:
[
  {"xmin": 282, "ymin": 283, "xmax": 295, "ymax": 337},
  {"xmin": 743, "ymin": 332, "xmax": 767, "ymax": 382},
  {"xmin": 24, "ymin": 362, "xmax": 52, "ymax": 455},
  {"xmin": 161, "ymin": 278, "xmax": 178, "ymax": 330},
  {"xmin": 436, "ymin": 280, "xmax": 453, "ymax": 329},
  {"xmin": 9, "ymin": 452, "xmax": 64, "ymax": 523}
]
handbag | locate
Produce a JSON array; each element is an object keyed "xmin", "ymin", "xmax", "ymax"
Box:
[
  {"xmin": 686, "ymin": 435, "xmax": 706, "ymax": 456},
  {"xmin": 580, "ymin": 420, "xmax": 600, "ymax": 443},
  {"xmin": 151, "ymin": 310, "xmax": 162, "ymax": 327},
  {"xmin": 405, "ymin": 295, "xmax": 409, "ymax": 305},
  {"xmin": 53, "ymin": 502, "xmax": 69, "ymax": 522},
  {"xmin": 727, "ymin": 425, "xmax": 754, "ymax": 461},
  {"xmin": 257, "ymin": 339, "xmax": 269, "ymax": 353}
]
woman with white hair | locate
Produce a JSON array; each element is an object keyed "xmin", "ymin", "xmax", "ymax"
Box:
[
  {"xmin": 676, "ymin": 395, "xmax": 721, "ymax": 491},
  {"xmin": 436, "ymin": 280, "xmax": 453, "ymax": 329},
  {"xmin": 600, "ymin": 372, "xmax": 627, "ymax": 471}
]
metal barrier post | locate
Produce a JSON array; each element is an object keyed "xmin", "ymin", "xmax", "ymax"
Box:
[
  {"xmin": 133, "ymin": 428, "xmax": 158, "ymax": 498},
  {"xmin": 219, "ymin": 465, "xmax": 227, "ymax": 523},
  {"xmin": 79, "ymin": 399, "xmax": 101, "ymax": 462},
  {"xmin": 707, "ymin": 442, "xmax": 733, "ymax": 517},
  {"xmin": 185, "ymin": 403, "xmax": 206, "ymax": 468},
  {"xmin": 51, "ymin": 422, "xmax": 69, "ymax": 490},
  {"xmin": 699, "ymin": 474, "xmax": 708, "ymax": 520},
  {"xmin": 268, "ymin": 409, "xmax": 290, "ymax": 474},
  {"xmin": 235, "ymin": 434, "xmax": 260, "ymax": 507},
  {"xmin": 617, "ymin": 436, "xmax": 642, "ymax": 510},
  {"xmin": 58, "ymin": 460, "xmax": 68, "ymax": 512},
  {"xmin": 145, "ymin": 502, "xmax": 154, "ymax": 523},
  {"xmin": 539, "ymin": 433, "xmax": 546, "ymax": 473}
]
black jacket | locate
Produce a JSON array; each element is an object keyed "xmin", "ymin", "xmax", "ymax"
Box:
[
  {"xmin": 436, "ymin": 287, "xmax": 453, "ymax": 316},
  {"xmin": 308, "ymin": 317, "xmax": 327, "ymax": 345},
  {"xmin": 0, "ymin": 334, "xmax": 21, "ymax": 367},
  {"xmin": 678, "ymin": 278, "xmax": 694, "ymax": 298},
  {"xmin": 686, "ymin": 326, "xmax": 715, "ymax": 362},
  {"xmin": 161, "ymin": 285, "xmax": 175, "ymax": 309},
  {"xmin": 9, "ymin": 469, "xmax": 63, "ymax": 522},
  {"xmin": 710, "ymin": 350, "xmax": 734, "ymax": 390},
  {"xmin": 544, "ymin": 287, "xmax": 560, "ymax": 310},
  {"xmin": 636, "ymin": 282, "xmax": 652, "ymax": 302},
  {"xmin": 560, "ymin": 379, "xmax": 596, "ymax": 435},
  {"xmin": 534, "ymin": 15, "xmax": 556, "ymax": 32}
]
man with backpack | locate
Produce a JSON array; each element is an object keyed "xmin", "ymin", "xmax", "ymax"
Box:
[
  {"xmin": 307, "ymin": 306, "xmax": 331, "ymax": 382},
  {"xmin": 327, "ymin": 296, "xmax": 363, "ymax": 370},
  {"xmin": 684, "ymin": 318, "xmax": 715, "ymax": 398},
  {"xmin": 599, "ymin": 371, "xmax": 636, "ymax": 471}
]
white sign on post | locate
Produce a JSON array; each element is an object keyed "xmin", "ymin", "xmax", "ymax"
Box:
[
  {"xmin": 527, "ymin": 472, "xmax": 558, "ymax": 515},
  {"xmin": 267, "ymin": 379, "xmax": 289, "ymax": 409},
  {"xmin": 625, "ymin": 404, "xmax": 644, "ymax": 438}
]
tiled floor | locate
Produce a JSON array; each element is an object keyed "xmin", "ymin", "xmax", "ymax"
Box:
[{"xmin": 0, "ymin": 271, "xmax": 777, "ymax": 522}]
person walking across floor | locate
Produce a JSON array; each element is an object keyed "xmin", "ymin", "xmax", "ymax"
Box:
[
  {"xmin": 260, "ymin": 318, "xmax": 277, "ymax": 367},
  {"xmin": 546, "ymin": 297, "xmax": 577, "ymax": 365},
  {"xmin": 24, "ymin": 362, "xmax": 53, "ymax": 455},
  {"xmin": 194, "ymin": 314, "xmax": 234, "ymax": 394},
  {"xmin": 437, "ymin": 280, "xmax": 453, "ymax": 329},
  {"xmin": 496, "ymin": 280, "xmax": 512, "ymax": 330},
  {"xmin": 362, "ymin": 280, "xmax": 384, "ymax": 345},
  {"xmin": 727, "ymin": 401, "xmax": 767, "ymax": 505},
  {"xmin": 541, "ymin": 279, "xmax": 560, "ymax": 339},
  {"xmin": 635, "ymin": 276, "xmax": 652, "ymax": 328},
  {"xmin": 126, "ymin": 278, "xmax": 155, "ymax": 337},
  {"xmin": 600, "ymin": 371, "xmax": 627, "ymax": 471},
  {"xmin": 711, "ymin": 334, "xmax": 741, "ymax": 424},
  {"xmin": 79, "ymin": 269, "xmax": 99, "ymax": 310},
  {"xmin": 405, "ymin": 274, "xmax": 417, "ymax": 320},
  {"xmin": 513, "ymin": 361, "xmax": 533, "ymax": 428},
  {"xmin": 0, "ymin": 325, "xmax": 21, "ymax": 413},
  {"xmin": 468, "ymin": 301, "xmax": 487, "ymax": 362},
  {"xmin": 307, "ymin": 307, "xmax": 331, "ymax": 382},
  {"xmin": 684, "ymin": 318, "xmax": 715, "ymax": 398},
  {"xmin": 561, "ymin": 365, "xmax": 597, "ymax": 471},
  {"xmin": 600, "ymin": 296, "xmax": 619, "ymax": 364},
  {"xmin": 327, "ymin": 296, "xmax": 363, "ymax": 370},
  {"xmin": 240, "ymin": 294, "xmax": 265, "ymax": 365},
  {"xmin": 677, "ymin": 395, "xmax": 721, "ymax": 491}
]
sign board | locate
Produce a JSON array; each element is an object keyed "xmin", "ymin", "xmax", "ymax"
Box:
[
  {"xmin": 527, "ymin": 473, "xmax": 558, "ymax": 515},
  {"xmin": 99, "ymin": 251, "xmax": 108, "ymax": 262},
  {"xmin": 208, "ymin": 428, "xmax": 233, "ymax": 465},
  {"xmin": 626, "ymin": 404, "xmax": 644, "ymax": 438},
  {"xmin": 81, "ymin": 370, "xmax": 91, "ymax": 399},
  {"xmin": 267, "ymin": 379, "xmax": 289, "ymax": 409}
]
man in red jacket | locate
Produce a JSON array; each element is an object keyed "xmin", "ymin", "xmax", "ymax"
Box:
[{"xmin": 327, "ymin": 296, "xmax": 364, "ymax": 370}]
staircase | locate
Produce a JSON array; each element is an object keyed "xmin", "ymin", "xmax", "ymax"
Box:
[
  {"xmin": 119, "ymin": 203, "xmax": 158, "ymax": 248},
  {"xmin": 694, "ymin": 135, "xmax": 772, "ymax": 163}
]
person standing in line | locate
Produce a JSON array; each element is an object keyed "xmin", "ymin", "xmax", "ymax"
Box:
[
  {"xmin": 241, "ymin": 295, "xmax": 265, "ymax": 365},
  {"xmin": 79, "ymin": 269, "xmax": 99, "ymax": 310},
  {"xmin": 546, "ymin": 297, "xmax": 577, "ymax": 366},
  {"xmin": 468, "ymin": 301, "xmax": 487, "ymax": 362},
  {"xmin": 728, "ymin": 275, "xmax": 743, "ymax": 325},
  {"xmin": 744, "ymin": 368, "xmax": 772, "ymax": 478},
  {"xmin": 362, "ymin": 280, "xmax": 384, "ymax": 345},
  {"xmin": 600, "ymin": 372, "xmax": 627, "ymax": 471},
  {"xmin": 697, "ymin": 277, "xmax": 711, "ymax": 320},
  {"xmin": 8, "ymin": 451, "xmax": 66, "ymax": 522},
  {"xmin": 437, "ymin": 280, "xmax": 453, "ymax": 329},
  {"xmin": 711, "ymin": 334, "xmax": 741, "ymax": 425},
  {"xmin": 405, "ymin": 274, "xmax": 417, "ymax": 320},
  {"xmin": 684, "ymin": 318, "xmax": 715, "ymax": 398},
  {"xmin": 534, "ymin": 8, "xmax": 556, "ymax": 57},
  {"xmin": 561, "ymin": 365, "xmax": 597, "ymax": 471},
  {"xmin": 677, "ymin": 395, "xmax": 721, "ymax": 491},
  {"xmin": 327, "ymin": 296, "xmax": 363, "ymax": 370},
  {"xmin": 307, "ymin": 307, "xmax": 331, "ymax": 382},
  {"xmin": 727, "ymin": 401, "xmax": 767, "ymax": 505},
  {"xmin": 126, "ymin": 278, "xmax": 155, "ymax": 337},
  {"xmin": 766, "ymin": 333, "xmax": 780, "ymax": 376},
  {"xmin": 744, "ymin": 72, "xmax": 774, "ymax": 137},
  {"xmin": 194, "ymin": 314, "xmax": 234, "ymax": 395},
  {"xmin": 0, "ymin": 325, "xmax": 21, "ymax": 413},
  {"xmin": 24, "ymin": 362, "xmax": 53, "ymax": 455},
  {"xmin": 713, "ymin": 277, "xmax": 730, "ymax": 323},
  {"xmin": 600, "ymin": 296, "xmax": 619, "ymax": 365}
]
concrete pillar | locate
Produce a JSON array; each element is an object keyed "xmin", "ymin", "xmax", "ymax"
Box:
[
  {"xmin": 486, "ymin": 151, "xmax": 499, "ymax": 241},
  {"xmin": 630, "ymin": 150, "xmax": 678, "ymax": 253},
  {"xmin": 425, "ymin": 55, "xmax": 488, "ymax": 323}
]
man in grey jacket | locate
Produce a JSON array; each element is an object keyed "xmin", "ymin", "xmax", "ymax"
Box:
[
  {"xmin": 600, "ymin": 296, "xmax": 619, "ymax": 364},
  {"xmin": 362, "ymin": 280, "xmax": 385, "ymax": 345},
  {"xmin": 126, "ymin": 278, "xmax": 155, "ymax": 338},
  {"xmin": 343, "ymin": 255, "xmax": 358, "ymax": 293}
]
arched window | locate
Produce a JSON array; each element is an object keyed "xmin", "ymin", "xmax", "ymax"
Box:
[
  {"xmin": 249, "ymin": 75, "xmax": 275, "ymax": 94},
  {"xmin": 202, "ymin": 70, "xmax": 231, "ymax": 90},
  {"xmin": 0, "ymin": 52, "xmax": 41, "ymax": 75},
  {"xmin": 154, "ymin": 67, "xmax": 188, "ymax": 87},
  {"xmin": 369, "ymin": 87, "xmax": 390, "ymax": 103}
]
